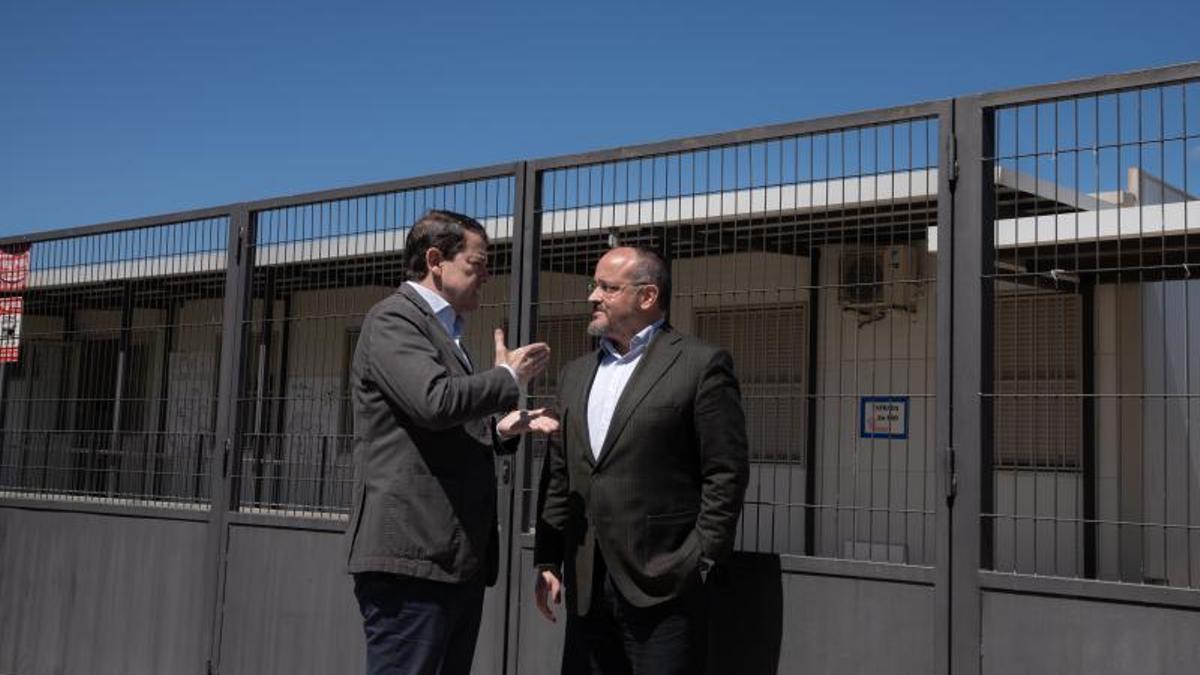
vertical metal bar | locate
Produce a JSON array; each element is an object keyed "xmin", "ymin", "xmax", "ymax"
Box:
[
  {"xmin": 1082, "ymin": 280, "xmax": 1097, "ymax": 579},
  {"xmin": 979, "ymin": 126, "xmax": 997, "ymax": 578},
  {"xmin": 503, "ymin": 162, "xmax": 537, "ymax": 675},
  {"xmin": 271, "ymin": 290, "xmax": 294, "ymax": 508},
  {"xmin": 0, "ymin": 361, "xmax": 8, "ymax": 483},
  {"xmin": 251, "ymin": 268, "xmax": 276, "ymax": 505},
  {"xmin": 204, "ymin": 207, "xmax": 254, "ymax": 675},
  {"xmin": 150, "ymin": 299, "xmax": 178, "ymax": 498},
  {"xmin": 804, "ymin": 247, "xmax": 821, "ymax": 556},
  {"xmin": 109, "ymin": 281, "xmax": 134, "ymax": 495},
  {"xmin": 1183, "ymin": 82, "xmax": 1194, "ymax": 590},
  {"xmin": 252, "ymin": 269, "xmax": 274, "ymax": 438},
  {"xmin": 56, "ymin": 309, "xmax": 76, "ymax": 493},
  {"xmin": 934, "ymin": 99, "xmax": 958, "ymax": 675},
  {"xmin": 948, "ymin": 94, "xmax": 993, "ymax": 675}
]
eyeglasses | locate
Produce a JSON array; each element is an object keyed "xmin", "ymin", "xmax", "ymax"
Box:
[{"xmin": 586, "ymin": 280, "xmax": 652, "ymax": 296}]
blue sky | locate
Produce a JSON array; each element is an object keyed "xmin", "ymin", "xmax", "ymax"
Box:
[{"xmin": 1, "ymin": 0, "xmax": 1197, "ymax": 236}]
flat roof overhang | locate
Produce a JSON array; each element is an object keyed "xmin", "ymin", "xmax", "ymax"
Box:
[{"xmin": 18, "ymin": 166, "xmax": 1193, "ymax": 294}]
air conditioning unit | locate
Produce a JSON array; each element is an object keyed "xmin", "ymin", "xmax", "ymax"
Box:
[{"xmin": 838, "ymin": 246, "xmax": 921, "ymax": 312}]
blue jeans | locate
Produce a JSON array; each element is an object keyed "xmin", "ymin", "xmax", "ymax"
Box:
[{"xmin": 353, "ymin": 572, "xmax": 486, "ymax": 675}]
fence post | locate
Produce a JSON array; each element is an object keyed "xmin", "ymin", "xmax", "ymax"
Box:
[
  {"xmin": 502, "ymin": 160, "xmax": 540, "ymax": 675},
  {"xmin": 107, "ymin": 281, "xmax": 134, "ymax": 494},
  {"xmin": 937, "ymin": 95, "xmax": 992, "ymax": 675},
  {"xmin": 0, "ymin": 362, "xmax": 8, "ymax": 485},
  {"xmin": 203, "ymin": 206, "xmax": 256, "ymax": 675},
  {"xmin": 934, "ymin": 99, "xmax": 957, "ymax": 675}
]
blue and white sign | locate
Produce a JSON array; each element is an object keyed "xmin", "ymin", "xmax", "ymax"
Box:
[{"xmin": 860, "ymin": 396, "xmax": 909, "ymax": 439}]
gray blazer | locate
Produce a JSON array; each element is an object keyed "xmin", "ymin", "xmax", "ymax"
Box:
[
  {"xmin": 535, "ymin": 325, "xmax": 749, "ymax": 614},
  {"xmin": 345, "ymin": 283, "xmax": 519, "ymax": 585}
]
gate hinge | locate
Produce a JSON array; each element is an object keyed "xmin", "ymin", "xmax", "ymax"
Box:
[
  {"xmin": 943, "ymin": 446, "xmax": 958, "ymax": 504},
  {"xmin": 238, "ymin": 223, "xmax": 249, "ymax": 264},
  {"xmin": 947, "ymin": 133, "xmax": 959, "ymax": 192},
  {"xmin": 222, "ymin": 437, "xmax": 232, "ymax": 478}
]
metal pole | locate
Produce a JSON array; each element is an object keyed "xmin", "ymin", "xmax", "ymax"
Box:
[
  {"xmin": 503, "ymin": 161, "xmax": 540, "ymax": 675},
  {"xmin": 270, "ymin": 291, "xmax": 293, "ymax": 508},
  {"xmin": 251, "ymin": 267, "xmax": 275, "ymax": 505},
  {"xmin": 204, "ymin": 207, "xmax": 255, "ymax": 675},
  {"xmin": 1082, "ymin": 281, "xmax": 1097, "ymax": 578},
  {"xmin": 0, "ymin": 361, "xmax": 8, "ymax": 486},
  {"xmin": 109, "ymin": 281, "xmax": 134, "ymax": 496},
  {"xmin": 804, "ymin": 248, "xmax": 821, "ymax": 557},
  {"xmin": 150, "ymin": 300, "xmax": 177, "ymax": 497},
  {"xmin": 941, "ymin": 94, "xmax": 993, "ymax": 675},
  {"xmin": 934, "ymin": 99, "xmax": 958, "ymax": 675}
]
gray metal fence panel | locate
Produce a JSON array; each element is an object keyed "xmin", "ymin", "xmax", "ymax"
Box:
[
  {"xmin": 232, "ymin": 171, "xmax": 518, "ymax": 519},
  {"xmin": 978, "ymin": 69, "xmax": 1200, "ymax": 591},
  {"xmin": 0, "ymin": 216, "xmax": 230, "ymax": 508},
  {"xmin": 0, "ymin": 507, "xmax": 209, "ymax": 675},
  {"xmin": 519, "ymin": 107, "xmax": 945, "ymax": 568}
]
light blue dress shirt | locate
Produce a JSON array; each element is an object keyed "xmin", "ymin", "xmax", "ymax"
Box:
[
  {"xmin": 406, "ymin": 281, "xmax": 470, "ymax": 369},
  {"xmin": 587, "ymin": 319, "xmax": 665, "ymax": 460},
  {"xmin": 405, "ymin": 281, "xmax": 519, "ymax": 386}
]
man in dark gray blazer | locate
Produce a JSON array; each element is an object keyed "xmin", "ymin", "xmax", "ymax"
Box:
[
  {"xmin": 346, "ymin": 209, "xmax": 557, "ymax": 675},
  {"xmin": 534, "ymin": 247, "xmax": 749, "ymax": 674}
]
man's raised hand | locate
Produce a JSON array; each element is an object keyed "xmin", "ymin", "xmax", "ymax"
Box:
[{"xmin": 494, "ymin": 328, "xmax": 551, "ymax": 387}]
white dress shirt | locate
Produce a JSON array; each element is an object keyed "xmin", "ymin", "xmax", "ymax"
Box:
[{"xmin": 587, "ymin": 319, "xmax": 664, "ymax": 460}]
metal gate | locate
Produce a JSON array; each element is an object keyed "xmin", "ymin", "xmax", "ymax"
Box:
[
  {"xmin": 1, "ymin": 62, "xmax": 1199, "ymax": 675},
  {"xmin": 952, "ymin": 64, "xmax": 1200, "ymax": 674},
  {"xmin": 505, "ymin": 102, "xmax": 957, "ymax": 673}
]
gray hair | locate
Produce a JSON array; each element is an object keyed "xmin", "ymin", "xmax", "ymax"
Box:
[{"xmin": 629, "ymin": 247, "xmax": 671, "ymax": 313}]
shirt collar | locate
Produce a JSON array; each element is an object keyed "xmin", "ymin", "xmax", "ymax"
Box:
[
  {"xmin": 406, "ymin": 281, "xmax": 464, "ymax": 340},
  {"xmin": 600, "ymin": 319, "xmax": 664, "ymax": 361}
]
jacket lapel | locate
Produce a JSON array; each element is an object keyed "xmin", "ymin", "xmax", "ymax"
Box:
[
  {"xmin": 398, "ymin": 284, "xmax": 471, "ymax": 377},
  {"xmin": 458, "ymin": 342, "xmax": 475, "ymax": 374},
  {"xmin": 593, "ymin": 327, "xmax": 682, "ymax": 471}
]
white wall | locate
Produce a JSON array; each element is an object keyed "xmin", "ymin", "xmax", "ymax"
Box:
[
  {"xmin": 1138, "ymin": 280, "xmax": 1200, "ymax": 586},
  {"xmin": 678, "ymin": 252, "xmax": 814, "ymax": 556},
  {"xmin": 812, "ymin": 246, "xmax": 937, "ymax": 564},
  {"xmin": 1093, "ymin": 283, "xmax": 1144, "ymax": 581}
]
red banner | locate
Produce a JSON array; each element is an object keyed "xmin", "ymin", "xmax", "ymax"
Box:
[
  {"xmin": 0, "ymin": 244, "xmax": 31, "ymax": 292},
  {"xmin": 0, "ymin": 295, "xmax": 22, "ymax": 363}
]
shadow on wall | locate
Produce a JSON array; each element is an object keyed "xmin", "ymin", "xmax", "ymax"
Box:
[{"xmin": 707, "ymin": 552, "xmax": 783, "ymax": 675}]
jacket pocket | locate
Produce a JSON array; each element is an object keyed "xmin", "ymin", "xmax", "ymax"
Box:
[
  {"xmin": 641, "ymin": 509, "xmax": 699, "ymax": 573},
  {"xmin": 383, "ymin": 475, "xmax": 459, "ymax": 562},
  {"xmin": 646, "ymin": 509, "xmax": 699, "ymax": 525}
]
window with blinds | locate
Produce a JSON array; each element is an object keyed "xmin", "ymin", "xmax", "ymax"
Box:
[
  {"xmin": 694, "ymin": 303, "xmax": 807, "ymax": 463},
  {"xmin": 994, "ymin": 292, "xmax": 1082, "ymax": 469}
]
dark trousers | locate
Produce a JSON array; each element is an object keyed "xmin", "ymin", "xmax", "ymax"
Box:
[
  {"xmin": 564, "ymin": 553, "xmax": 707, "ymax": 675},
  {"xmin": 353, "ymin": 572, "xmax": 486, "ymax": 675}
]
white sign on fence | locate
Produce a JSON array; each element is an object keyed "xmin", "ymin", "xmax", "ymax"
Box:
[{"xmin": 860, "ymin": 396, "xmax": 908, "ymax": 439}]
